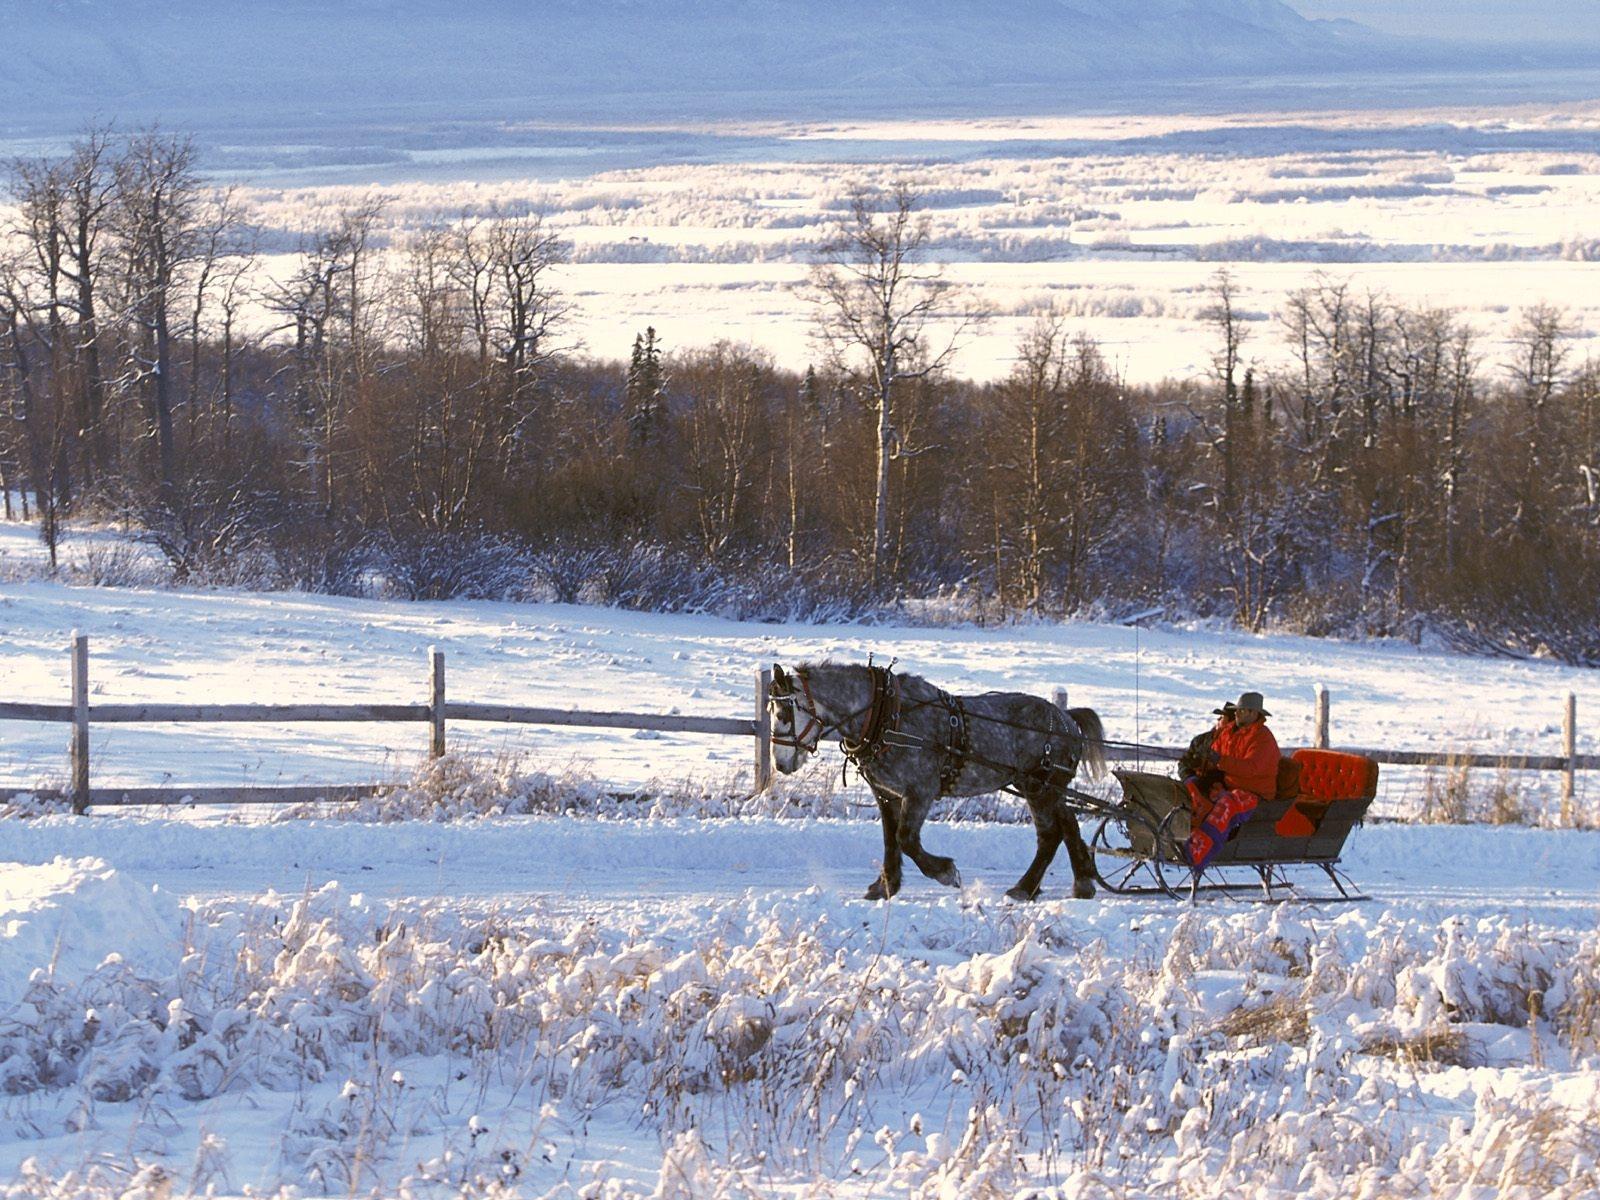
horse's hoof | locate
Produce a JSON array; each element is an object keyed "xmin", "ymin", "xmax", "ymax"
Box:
[
  {"xmin": 865, "ymin": 877, "xmax": 897, "ymax": 901},
  {"xmin": 1005, "ymin": 885, "xmax": 1037, "ymax": 903},
  {"xmin": 936, "ymin": 864, "xmax": 963, "ymax": 889},
  {"xmin": 1073, "ymin": 878, "xmax": 1097, "ymax": 900}
]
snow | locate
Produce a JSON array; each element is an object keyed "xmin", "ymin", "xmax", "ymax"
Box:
[
  {"xmin": 1, "ymin": 819, "xmax": 1596, "ymax": 1195},
  {"xmin": 2, "ymin": 515, "xmax": 1595, "ymax": 821},
  {"xmin": 3, "ymin": 12, "xmax": 1600, "ymax": 1184},
  {"xmin": 0, "ymin": 857, "xmax": 181, "ymax": 987},
  {"xmin": 16, "ymin": 99, "xmax": 1600, "ymax": 385},
  {"xmin": 3, "ymin": 533, "xmax": 1598, "ymax": 1193}
]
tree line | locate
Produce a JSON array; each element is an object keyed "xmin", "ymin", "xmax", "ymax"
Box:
[{"xmin": 2, "ymin": 132, "xmax": 1596, "ymax": 662}]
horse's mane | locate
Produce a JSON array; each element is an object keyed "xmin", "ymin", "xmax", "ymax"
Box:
[{"xmin": 799, "ymin": 659, "xmax": 941, "ymax": 702}]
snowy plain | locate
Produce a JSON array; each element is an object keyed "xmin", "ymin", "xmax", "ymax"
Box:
[
  {"xmin": 1, "ymin": 817, "xmax": 1596, "ymax": 1195},
  {"xmin": 139, "ymin": 98, "xmax": 1600, "ymax": 384},
  {"xmin": 1, "ymin": 517, "xmax": 1595, "ymax": 815}
]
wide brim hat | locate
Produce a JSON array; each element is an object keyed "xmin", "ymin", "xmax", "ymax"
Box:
[
  {"xmin": 1235, "ymin": 691, "xmax": 1271, "ymax": 716},
  {"xmin": 1210, "ymin": 701, "xmax": 1237, "ymax": 715}
]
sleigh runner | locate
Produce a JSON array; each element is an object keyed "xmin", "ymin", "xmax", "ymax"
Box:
[{"xmin": 1087, "ymin": 748, "xmax": 1380, "ymax": 902}]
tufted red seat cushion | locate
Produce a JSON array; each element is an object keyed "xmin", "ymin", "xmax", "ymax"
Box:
[{"xmin": 1290, "ymin": 749, "xmax": 1380, "ymax": 801}]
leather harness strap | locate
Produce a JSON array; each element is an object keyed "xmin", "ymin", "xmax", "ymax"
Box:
[
  {"xmin": 841, "ymin": 664, "xmax": 900, "ymax": 768},
  {"xmin": 939, "ymin": 690, "xmax": 969, "ymax": 791}
]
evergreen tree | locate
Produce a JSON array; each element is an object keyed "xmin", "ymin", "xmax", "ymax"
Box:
[{"xmin": 625, "ymin": 326, "xmax": 666, "ymax": 444}]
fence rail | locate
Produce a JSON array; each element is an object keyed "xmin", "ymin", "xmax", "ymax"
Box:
[{"xmin": 0, "ymin": 637, "xmax": 1588, "ymax": 822}]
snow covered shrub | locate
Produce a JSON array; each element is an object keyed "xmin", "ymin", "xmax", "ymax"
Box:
[
  {"xmin": 265, "ymin": 517, "xmax": 371, "ymax": 596},
  {"xmin": 1415, "ymin": 757, "xmax": 1540, "ymax": 826},
  {"xmin": 0, "ymin": 790, "xmax": 73, "ymax": 819},
  {"xmin": 523, "ymin": 538, "xmax": 872, "ymax": 622},
  {"xmin": 6, "ymin": 854, "xmax": 1600, "ymax": 1196},
  {"xmin": 1549, "ymin": 940, "xmax": 1600, "ymax": 1061},
  {"xmin": 570, "ymin": 540, "xmax": 721, "ymax": 611},
  {"xmin": 3, "ymin": 1159, "xmax": 174, "ymax": 1200},
  {"xmin": 1416, "ymin": 1087, "xmax": 1600, "ymax": 1199},
  {"xmin": 0, "ymin": 957, "xmax": 170, "ymax": 1099},
  {"xmin": 272, "ymin": 752, "xmax": 610, "ymax": 823},
  {"xmin": 650, "ymin": 1130, "xmax": 767, "ymax": 1200},
  {"xmin": 71, "ymin": 541, "xmax": 166, "ymax": 588},
  {"xmin": 270, "ymin": 750, "xmax": 1032, "ymax": 826},
  {"xmin": 1419, "ymin": 755, "xmax": 1473, "ymax": 824},
  {"xmin": 883, "ymin": 1097, "xmax": 1030, "ymax": 1199},
  {"xmin": 1481, "ymin": 765, "xmax": 1531, "ymax": 825},
  {"xmin": 381, "ymin": 530, "xmax": 530, "ymax": 601},
  {"xmin": 1356, "ymin": 1025, "xmax": 1475, "ymax": 1068},
  {"xmin": 525, "ymin": 539, "xmax": 616, "ymax": 604},
  {"xmin": 133, "ymin": 481, "xmax": 267, "ymax": 584}
]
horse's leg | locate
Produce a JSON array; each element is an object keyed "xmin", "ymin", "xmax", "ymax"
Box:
[
  {"xmin": 1007, "ymin": 783, "xmax": 1063, "ymax": 902},
  {"xmin": 1059, "ymin": 806, "xmax": 1097, "ymax": 899},
  {"xmin": 897, "ymin": 787, "xmax": 961, "ymax": 889},
  {"xmin": 865, "ymin": 789, "xmax": 904, "ymax": 900}
]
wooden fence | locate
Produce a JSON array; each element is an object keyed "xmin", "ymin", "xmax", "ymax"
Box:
[
  {"xmin": 0, "ymin": 636, "xmax": 1591, "ymax": 823},
  {"xmin": 1, "ymin": 633, "xmax": 771, "ymax": 811}
]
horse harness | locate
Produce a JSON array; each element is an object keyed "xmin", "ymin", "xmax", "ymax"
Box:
[
  {"xmin": 779, "ymin": 663, "xmax": 1083, "ymax": 796},
  {"xmin": 774, "ymin": 663, "xmax": 958, "ymax": 778},
  {"xmin": 934, "ymin": 691, "xmax": 970, "ymax": 791},
  {"xmin": 840, "ymin": 662, "xmax": 902, "ymax": 769}
]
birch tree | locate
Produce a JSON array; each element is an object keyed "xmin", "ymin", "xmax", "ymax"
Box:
[{"xmin": 810, "ymin": 182, "xmax": 968, "ymax": 594}]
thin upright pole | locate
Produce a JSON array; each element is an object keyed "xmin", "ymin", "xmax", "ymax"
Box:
[
  {"xmin": 1563, "ymin": 692, "xmax": 1577, "ymax": 827},
  {"xmin": 430, "ymin": 647, "xmax": 446, "ymax": 759},
  {"xmin": 755, "ymin": 667, "xmax": 773, "ymax": 792},
  {"xmin": 1315, "ymin": 686, "xmax": 1330, "ymax": 750},
  {"xmin": 71, "ymin": 632, "xmax": 89, "ymax": 814}
]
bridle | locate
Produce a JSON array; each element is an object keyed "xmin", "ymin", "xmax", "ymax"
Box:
[
  {"xmin": 770, "ymin": 664, "xmax": 900, "ymax": 766},
  {"xmin": 770, "ymin": 669, "xmax": 830, "ymax": 754}
]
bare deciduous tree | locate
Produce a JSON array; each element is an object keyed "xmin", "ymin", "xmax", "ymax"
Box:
[{"xmin": 810, "ymin": 182, "xmax": 970, "ymax": 593}]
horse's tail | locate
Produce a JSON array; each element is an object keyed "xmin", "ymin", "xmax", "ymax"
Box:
[{"xmin": 1068, "ymin": 707, "xmax": 1107, "ymax": 781}]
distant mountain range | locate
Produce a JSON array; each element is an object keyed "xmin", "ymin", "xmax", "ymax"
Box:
[
  {"xmin": 0, "ymin": 1, "xmax": 1492, "ymax": 128},
  {"xmin": 3, "ymin": 0, "xmax": 1598, "ymax": 148}
]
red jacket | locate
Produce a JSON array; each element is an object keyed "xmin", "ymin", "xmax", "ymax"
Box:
[{"xmin": 1213, "ymin": 720, "xmax": 1280, "ymax": 798}]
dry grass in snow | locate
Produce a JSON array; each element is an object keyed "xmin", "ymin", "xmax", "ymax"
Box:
[{"xmin": 2, "ymin": 857, "xmax": 1598, "ymax": 1197}]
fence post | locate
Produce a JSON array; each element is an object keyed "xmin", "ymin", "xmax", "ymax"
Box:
[
  {"xmin": 429, "ymin": 648, "xmax": 446, "ymax": 759},
  {"xmin": 1563, "ymin": 692, "xmax": 1577, "ymax": 827},
  {"xmin": 1053, "ymin": 687, "xmax": 1069, "ymax": 712},
  {"xmin": 1314, "ymin": 685, "xmax": 1330, "ymax": 750},
  {"xmin": 755, "ymin": 667, "xmax": 773, "ymax": 792},
  {"xmin": 70, "ymin": 631, "xmax": 89, "ymax": 814}
]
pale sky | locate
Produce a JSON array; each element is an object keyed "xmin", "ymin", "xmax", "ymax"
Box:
[{"xmin": 1293, "ymin": 0, "xmax": 1600, "ymax": 44}]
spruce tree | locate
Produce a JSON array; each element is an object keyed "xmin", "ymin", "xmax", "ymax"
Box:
[{"xmin": 625, "ymin": 326, "xmax": 665, "ymax": 444}]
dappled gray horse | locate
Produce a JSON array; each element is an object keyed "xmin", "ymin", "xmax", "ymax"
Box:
[{"xmin": 769, "ymin": 661, "xmax": 1106, "ymax": 901}]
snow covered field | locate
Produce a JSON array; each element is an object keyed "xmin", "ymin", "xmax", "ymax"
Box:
[
  {"xmin": 1, "ymin": 517, "xmax": 1595, "ymax": 817},
  {"xmin": 15, "ymin": 99, "xmax": 1598, "ymax": 384},
  {"xmin": 203, "ymin": 100, "xmax": 1600, "ymax": 383},
  {"xmin": 4, "ymin": 513, "xmax": 1600, "ymax": 1194},
  {"xmin": 6, "ymin": 35, "xmax": 1600, "ymax": 1182},
  {"xmin": 1, "ymin": 823, "xmax": 1596, "ymax": 1196}
]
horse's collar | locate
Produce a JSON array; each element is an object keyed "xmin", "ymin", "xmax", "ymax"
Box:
[{"xmin": 840, "ymin": 664, "xmax": 900, "ymax": 766}]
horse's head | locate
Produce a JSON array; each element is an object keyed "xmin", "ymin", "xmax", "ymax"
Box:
[{"xmin": 768, "ymin": 662, "xmax": 822, "ymax": 775}]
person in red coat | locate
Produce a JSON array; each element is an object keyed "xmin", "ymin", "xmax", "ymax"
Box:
[{"xmin": 1183, "ymin": 691, "xmax": 1279, "ymax": 869}]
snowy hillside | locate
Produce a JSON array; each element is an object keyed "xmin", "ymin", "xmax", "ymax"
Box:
[{"xmin": 0, "ymin": 0, "xmax": 1425, "ymax": 131}]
